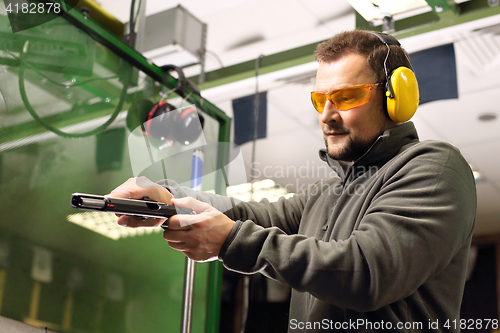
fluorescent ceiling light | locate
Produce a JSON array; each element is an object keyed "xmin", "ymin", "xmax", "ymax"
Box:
[
  {"xmin": 67, "ymin": 211, "xmax": 163, "ymax": 240},
  {"xmin": 348, "ymin": 0, "xmax": 429, "ymax": 21},
  {"xmin": 227, "ymin": 179, "xmax": 295, "ymax": 203}
]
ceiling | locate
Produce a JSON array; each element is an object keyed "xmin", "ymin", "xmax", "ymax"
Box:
[{"xmin": 95, "ymin": 0, "xmax": 500, "ymax": 236}]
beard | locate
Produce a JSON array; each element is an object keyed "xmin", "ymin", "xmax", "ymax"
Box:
[
  {"xmin": 323, "ymin": 124, "xmax": 374, "ymax": 162},
  {"xmin": 324, "ymin": 136, "xmax": 372, "ymax": 162}
]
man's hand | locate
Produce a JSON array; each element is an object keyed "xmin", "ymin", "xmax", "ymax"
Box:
[
  {"xmin": 164, "ymin": 197, "xmax": 235, "ymax": 262},
  {"xmin": 107, "ymin": 176, "xmax": 174, "ymax": 228}
]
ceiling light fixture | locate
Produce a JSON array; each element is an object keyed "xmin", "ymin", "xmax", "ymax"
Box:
[
  {"xmin": 227, "ymin": 179, "xmax": 294, "ymax": 202},
  {"xmin": 347, "ymin": 0, "xmax": 430, "ymax": 22},
  {"xmin": 478, "ymin": 112, "xmax": 497, "ymax": 122},
  {"xmin": 67, "ymin": 211, "xmax": 162, "ymax": 240}
]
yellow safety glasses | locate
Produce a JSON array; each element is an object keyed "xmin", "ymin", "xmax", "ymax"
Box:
[{"xmin": 311, "ymin": 82, "xmax": 384, "ymax": 113}]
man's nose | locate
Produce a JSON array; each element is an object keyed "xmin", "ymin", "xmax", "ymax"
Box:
[{"xmin": 320, "ymin": 99, "xmax": 341, "ymax": 123}]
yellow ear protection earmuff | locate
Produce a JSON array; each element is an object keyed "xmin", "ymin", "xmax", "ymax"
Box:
[{"xmin": 367, "ymin": 31, "xmax": 419, "ymax": 122}]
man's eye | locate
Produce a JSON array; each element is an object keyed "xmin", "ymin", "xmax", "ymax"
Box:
[{"xmin": 338, "ymin": 93, "xmax": 357, "ymax": 102}]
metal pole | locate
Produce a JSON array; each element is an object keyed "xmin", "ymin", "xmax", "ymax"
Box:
[
  {"xmin": 181, "ymin": 258, "xmax": 196, "ymax": 333},
  {"xmin": 180, "ymin": 150, "xmax": 204, "ymax": 333}
]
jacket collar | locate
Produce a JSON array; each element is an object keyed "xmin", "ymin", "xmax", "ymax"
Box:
[{"xmin": 319, "ymin": 121, "xmax": 419, "ymax": 180}]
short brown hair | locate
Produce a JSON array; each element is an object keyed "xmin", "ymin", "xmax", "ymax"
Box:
[{"xmin": 314, "ymin": 30, "xmax": 412, "ymax": 83}]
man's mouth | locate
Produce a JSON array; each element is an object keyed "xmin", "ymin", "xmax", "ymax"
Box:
[{"xmin": 325, "ymin": 131, "xmax": 347, "ymax": 136}]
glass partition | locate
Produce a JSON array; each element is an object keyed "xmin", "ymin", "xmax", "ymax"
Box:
[{"xmin": 0, "ymin": 2, "xmax": 229, "ymax": 332}]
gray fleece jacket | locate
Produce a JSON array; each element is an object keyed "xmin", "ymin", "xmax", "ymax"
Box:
[{"xmin": 163, "ymin": 121, "xmax": 477, "ymax": 332}]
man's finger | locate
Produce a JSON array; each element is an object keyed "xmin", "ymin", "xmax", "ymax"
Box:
[
  {"xmin": 108, "ymin": 180, "xmax": 152, "ymax": 199},
  {"xmin": 167, "ymin": 241, "xmax": 189, "ymax": 251},
  {"xmin": 107, "ymin": 177, "xmax": 171, "ymax": 203},
  {"xmin": 178, "ymin": 213, "xmax": 219, "ymax": 228},
  {"xmin": 163, "ymin": 216, "xmax": 192, "ymax": 231},
  {"xmin": 168, "ymin": 210, "xmax": 215, "ymax": 228},
  {"xmin": 163, "ymin": 228, "xmax": 190, "ymax": 242},
  {"xmin": 171, "ymin": 197, "xmax": 210, "ymax": 214}
]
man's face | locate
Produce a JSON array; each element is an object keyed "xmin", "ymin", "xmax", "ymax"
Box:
[{"xmin": 315, "ymin": 53, "xmax": 394, "ymax": 162}]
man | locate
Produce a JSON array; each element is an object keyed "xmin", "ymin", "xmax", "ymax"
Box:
[{"xmin": 110, "ymin": 30, "xmax": 476, "ymax": 332}]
